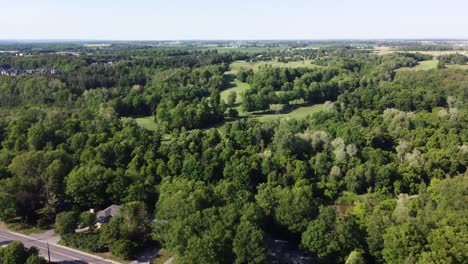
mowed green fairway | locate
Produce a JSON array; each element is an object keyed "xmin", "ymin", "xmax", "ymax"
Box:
[
  {"xmin": 135, "ymin": 116, "xmax": 158, "ymax": 131},
  {"xmin": 220, "ymin": 80, "xmax": 250, "ymax": 104},
  {"xmin": 253, "ymin": 103, "xmax": 325, "ymax": 122},
  {"xmin": 396, "ymin": 60, "xmax": 438, "ymax": 72}
]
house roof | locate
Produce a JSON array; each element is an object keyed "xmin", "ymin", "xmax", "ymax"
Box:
[{"xmin": 96, "ymin": 204, "xmax": 121, "ymax": 220}]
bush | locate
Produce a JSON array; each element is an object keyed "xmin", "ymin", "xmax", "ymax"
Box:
[
  {"xmin": 111, "ymin": 239, "xmax": 137, "ymax": 260},
  {"xmin": 36, "ymin": 218, "xmax": 50, "ymax": 230},
  {"xmin": 26, "ymin": 255, "xmax": 48, "ymax": 264},
  {"xmin": 0, "ymin": 241, "xmax": 46, "ymax": 264},
  {"xmin": 55, "ymin": 211, "xmax": 78, "ymax": 236},
  {"xmin": 227, "ymin": 108, "xmax": 239, "ymax": 118},
  {"xmin": 0, "ymin": 241, "xmax": 29, "ymax": 264},
  {"xmin": 345, "ymin": 249, "xmax": 366, "ymax": 264},
  {"xmin": 62, "ymin": 232, "xmax": 106, "ymax": 253}
]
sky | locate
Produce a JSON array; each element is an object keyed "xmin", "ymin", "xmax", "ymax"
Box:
[{"xmin": 1, "ymin": 0, "xmax": 467, "ymax": 40}]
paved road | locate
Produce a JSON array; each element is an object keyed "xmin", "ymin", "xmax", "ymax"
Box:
[{"xmin": 0, "ymin": 230, "xmax": 119, "ymax": 264}]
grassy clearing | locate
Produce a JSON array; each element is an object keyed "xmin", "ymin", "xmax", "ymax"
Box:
[
  {"xmin": 134, "ymin": 117, "xmax": 171, "ymax": 141},
  {"xmin": 252, "ymin": 103, "xmax": 325, "ymax": 122},
  {"xmin": 211, "ymin": 104, "xmax": 323, "ymax": 135},
  {"xmin": 135, "ymin": 116, "xmax": 158, "ymax": 131},
  {"xmin": 396, "ymin": 60, "xmax": 438, "ymax": 72},
  {"xmin": 228, "ymin": 60, "xmax": 321, "ymax": 75},
  {"xmin": 220, "ymin": 80, "xmax": 250, "ymax": 104}
]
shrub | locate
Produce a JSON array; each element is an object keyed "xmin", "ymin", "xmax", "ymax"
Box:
[
  {"xmin": 0, "ymin": 241, "xmax": 46, "ymax": 264},
  {"xmin": 62, "ymin": 232, "xmax": 106, "ymax": 253},
  {"xmin": 55, "ymin": 211, "xmax": 78, "ymax": 236},
  {"xmin": 111, "ymin": 239, "xmax": 137, "ymax": 260},
  {"xmin": 26, "ymin": 255, "xmax": 48, "ymax": 264}
]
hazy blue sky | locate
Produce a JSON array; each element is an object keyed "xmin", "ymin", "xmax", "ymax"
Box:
[{"xmin": 1, "ymin": 0, "xmax": 467, "ymax": 40}]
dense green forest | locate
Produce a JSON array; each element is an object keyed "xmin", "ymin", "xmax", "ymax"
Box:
[{"xmin": 0, "ymin": 42, "xmax": 466, "ymax": 264}]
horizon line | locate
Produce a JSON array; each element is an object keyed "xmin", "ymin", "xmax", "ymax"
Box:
[{"xmin": 1, "ymin": 38, "xmax": 468, "ymax": 42}]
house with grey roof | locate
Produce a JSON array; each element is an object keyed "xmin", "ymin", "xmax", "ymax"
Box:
[{"xmin": 95, "ymin": 204, "xmax": 121, "ymax": 227}]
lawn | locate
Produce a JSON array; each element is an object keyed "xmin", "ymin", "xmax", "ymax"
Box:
[
  {"xmin": 396, "ymin": 60, "xmax": 438, "ymax": 72},
  {"xmin": 252, "ymin": 103, "xmax": 325, "ymax": 122},
  {"xmin": 134, "ymin": 116, "xmax": 158, "ymax": 131}
]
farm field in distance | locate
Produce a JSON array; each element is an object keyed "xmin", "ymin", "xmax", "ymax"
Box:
[{"xmin": 372, "ymin": 46, "xmax": 468, "ymax": 56}]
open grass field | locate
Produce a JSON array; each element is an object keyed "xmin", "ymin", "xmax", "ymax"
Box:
[
  {"xmin": 134, "ymin": 116, "xmax": 158, "ymax": 131},
  {"xmin": 252, "ymin": 103, "xmax": 325, "ymax": 122},
  {"xmin": 134, "ymin": 102, "xmax": 324, "ymax": 138},
  {"xmin": 220, "ymin": 80, "xmax": 250, "ymax": 104},
  {"xmin": 213, "ymin": 103, "xmax": 325, "ymax": 134},
  {"xmin": 396, "ymin": 60, "xmax": 438, "ymax": 72}
]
